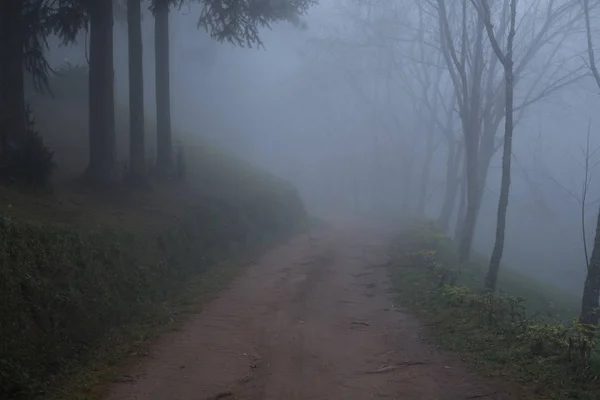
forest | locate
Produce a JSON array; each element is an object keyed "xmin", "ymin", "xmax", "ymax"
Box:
[{"xmin": 2, "ymin": 0, "xmax": 600, "ymax": 399}]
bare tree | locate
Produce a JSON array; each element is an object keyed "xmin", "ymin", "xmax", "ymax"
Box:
[
  {"xmin": 472, "ymin": 0, "xmax": 517, "ymax": 293},
  {"xmin": 428, "ymin": 0, "xmax": 584, "ymax": 263},
  {"xmin": 579, "ymin": 0, "xmax": 600, "ymax": 326}
]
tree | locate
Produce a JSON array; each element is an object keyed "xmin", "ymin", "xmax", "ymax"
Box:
[
  {"xmin": 153, "ymin": 0, "xmax": 173, "ymax": 176},
  {"xmin": 436, "ymin": 93, "xmax": 462, "ymax": 232},
  {"xmin": 0, "ymin": 0, "xmax": 26, "ymax": 149},
  {"xmin": 428, "ymin": 0, "xmax": 583, "ymax": 263},
  {"xmin": 0, "ymin": 1, "xmax": 55, "ymax": 158},
  {"xmin": 128, "ymin": 0, "xmax": 146, "ymax": 182},
  {"xmin": 472, "ymin": 0, "xmax": 517, "ymax": 293},
  {"xmin": 86, "ymin": 0, "xmax": 116, "ymax": 184},
  {"xmin": 0, "ymin": 0, "xmax": 87, "ymax": 183},
  {"xmin": 579, "ymin": 0, "xmax": 600, "ymax": 326},
  {"xmin": 149, "ymin": 0, "xmax": 317, "ymax": 177}
]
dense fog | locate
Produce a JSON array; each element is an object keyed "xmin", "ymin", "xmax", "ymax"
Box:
[{"xmin": 39, "ymin": 0, "xmax": 600, "ymax": 296}]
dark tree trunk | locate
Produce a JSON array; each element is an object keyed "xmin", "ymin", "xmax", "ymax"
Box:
[
  {"xmin": 581, "ymin": 206, "xmax": 600, "ymax": 326},
  {"xmin": 127, "ymin": 0, "xmax": 145, "ymax": 182},
  {"xmin": 401, "ymin": 156, "xmax": 413, "ymax": 214},
  {"xmin": 457, "ymin": 18, "xmax": 486, "ymax": 264},
  {"xmin": 455, "ymin": 111, "xmax": 499, "ymax": 259},
  {"xmin": 438, "ymin": 140, "xmax": 463, "ymax": 232},
  {"xmin": 87, "ymin": 0, "xmax": 116, "ymax": 184},
  {"xmin": 154, "ymin": 0, "xmax": 172, "ymax": 175},
  {"xmin": 0, "ymin": 0, "xmax": 26, "ymax": 156},
  {"xmin": 485, "ymin": 67, "xmax": 514, "ymax": 292},
  {"xmin": 454, "ymin": 163, "xmax": 467, "ymax": 239},
  {"xmin": 458, "ymin": 132, "xmax": 480, "ymax": 263},
  {"xmin": 417, "ymin": 126, "xmax": 435, "ymax": 215}
]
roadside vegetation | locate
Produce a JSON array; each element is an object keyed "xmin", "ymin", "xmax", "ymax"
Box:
[
  {"xmin": 0, "ymin": 143, "xmax": 308, "ymax": 400},
  {"xmin": 0, "ymin": 0, "xmax": 317, "ymax": 398},
  {"xmin": 0, "ymin": 61, "xmax": 309, "ymax": 400},
  {"xmin": 388, "ymin": 218, "xmax": 600, "ymax": 400}
]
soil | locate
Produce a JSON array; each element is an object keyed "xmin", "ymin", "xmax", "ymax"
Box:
[{"xmin": 102, "ymin": 221, "xmax": 520, "ymax": 400}]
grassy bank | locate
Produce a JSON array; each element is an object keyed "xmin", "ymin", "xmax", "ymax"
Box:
[
  {"xmin": 0, "ymin": 64, "xmax": 311, "ymax": 399},
  {"xmin": 388, "ymin": 218, "xmax": 600, "ymax": 400},
  {"xmin": 0, "ymin": 151, "xmax": 308, "ymax": 400}
]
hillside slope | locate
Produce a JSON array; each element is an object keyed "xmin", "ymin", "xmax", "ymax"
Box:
[{"xmin": 1, "ymin": 75, "xmax": 308, "ymax": 399}]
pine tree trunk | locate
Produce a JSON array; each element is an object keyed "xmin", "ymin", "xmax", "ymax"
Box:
[
  {"xmin": 0, "ymin": 0, "xmax": 26, "ymax": 158},
  {"xmin": 581, "ymin": 206, "xmax": 600, "ymax": 326},
  {"xmin": 87, "ymin": 0, "xmax": 116, "ymax": 185},
  {"xmin": 127, "ymin": 0, "xmax": 145, "ymax": 182},
  {"xmin": 155, "ymin": 0, "xmax": 172, "ymax": 175}
]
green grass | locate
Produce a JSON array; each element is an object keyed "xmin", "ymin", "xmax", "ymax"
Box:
[
  {"xmin": 0, "ymin": 183, "xmax": 306, "ymax": 400},
  {"xmin": 0, "ymin": 67, "xmax": 314, "ymax": 400},
  {"xmin": 0, "ymin": 117, "xmax": 308, "ymax": 400},
  {"xmin": 388, "ymin": 218, "xmax": 600, "ymax": 400},
  {"xmin": 50, "ymin": 254, "xmax": 259, "ymax": 400}
]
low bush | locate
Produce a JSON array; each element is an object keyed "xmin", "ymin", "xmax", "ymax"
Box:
[
  {"xmin": 0, "ymin": 107, "xmax": 55, "ymax": 187},
  {"xmin": 389, "ymin": 219, "xmax": 600, "ymax": 399},
  {"xmin": 0, "ymin": 183, "xmax": 307, "ymax": 399}
]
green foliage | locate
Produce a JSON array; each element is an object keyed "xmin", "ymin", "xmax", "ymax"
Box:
[
  {"xmin": 0, "ymin": 107, "xmax": 55, "ymax": 187},
  {"xmin": 197, "ymin": 0, "xmax": 317, "ymax": 47},
  {"xmin": 388, "ymin": 218, "xmax": 600, "ymax": 399},
  {"xmin": 0, "ymin": 178, "xmax": 307, "ymax": 399}
]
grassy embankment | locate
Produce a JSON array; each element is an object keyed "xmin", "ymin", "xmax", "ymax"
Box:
[
  {"xmin": 388, "ymin": 218, "xmax": 599, "ymax": 400},
  {"xmin": 0, "ymin": 72, "xmax": 309, "ymax": 399}
]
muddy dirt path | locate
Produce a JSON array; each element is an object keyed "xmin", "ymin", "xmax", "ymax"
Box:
[{"xmin": 102, "ymin": 223, "xmax": 517, "ymax": 400}]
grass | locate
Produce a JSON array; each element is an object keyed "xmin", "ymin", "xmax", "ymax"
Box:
[
  {"xmin": 51, "ymin": 253, "xmax": 261, "ymax": 400},
  {"xmin": 0, "ymin": 84, "xmax": 310, "ymax": 398},
  {"xmin": 388, "ymin": 217, "xmax": 600, "ymax": 400},
  {"xmin": 0, "ymin": 179, "xmax": 306, "ymax": 400}
]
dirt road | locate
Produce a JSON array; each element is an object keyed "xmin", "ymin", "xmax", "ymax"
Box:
[{"xmin": 103, "ymin": 223, "xmax": 517, "ymax": 400}]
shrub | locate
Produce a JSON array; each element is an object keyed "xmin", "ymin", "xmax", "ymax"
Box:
[
  {"xmin": 0, "ymin": 190, "xmax": 307, "ymax": 399},
  {"xmin": 0, "ymin": 106, "xmax": 55, "ymax": 187},
  {"xmin": 389, "ymin": 219, "xmax": 600, "ymax": 399}
]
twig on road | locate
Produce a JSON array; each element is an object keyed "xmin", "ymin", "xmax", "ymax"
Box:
[{"xmin": 365, "ymin": 361, "xmax": 427, "ymax": 374}]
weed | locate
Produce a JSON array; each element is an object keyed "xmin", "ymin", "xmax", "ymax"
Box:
[{"xmin": 388, "ymin": 218, "xmax": 600, "ymax": 399}]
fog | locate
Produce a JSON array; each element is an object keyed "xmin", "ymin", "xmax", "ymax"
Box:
[{"xmin": 40, "ymin": 0, "xmax": 600, "ymax": 296}]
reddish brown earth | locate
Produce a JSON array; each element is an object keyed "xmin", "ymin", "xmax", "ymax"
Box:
[{"xmin": 102, "ymin": 222, "xmax": 519, "ymax": 400}]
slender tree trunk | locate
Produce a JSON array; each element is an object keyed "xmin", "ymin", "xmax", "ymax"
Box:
[
  {"xmin": 127, "ymin": 0, "xmax": 145, "ymax": 182},
  {"xmin": 479, "ymin": 0, "xmax": 517, "ymax": 293},
  {"xmin": 417, "ymin": 126, "xmax": 435, "ymax": 215},
  {"xmin": 458, "ymin": 132, "xmax": 480, "ymax": 263},
  {"xmin": 0, "ymin": 0, "xmax": 26, "ymax": 158},
  {"xmin": 154, "ymin": 0, "xmax": 172, "ymax": 175},
  {"xmin": 581, "ymin": 205, "xmax": 600, "ymax": 326},
  {"xmin": 401, "ymin": 156, "xmax": 413, "ymax": 214},
  {"xmin": 454, "ymin": 162, "xmax": 467, "ymax": 239},
  {"xmin": 438, "ymin": 140, "xmax": 463, "ymax": 232},
  {"xmin": 485, "ymin": 71, "xmax": 514, "ymax": 292},
  {"xmin": 87, "ymin": 0, "xmax": 116, "ymax": 184},
  {"xmin": 456, "ymin": 116, "xmax": 498, "ymax": 258},
  {"xmin": 579, "ymin": 0, "xmax": 600, "ymax": 328}
]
